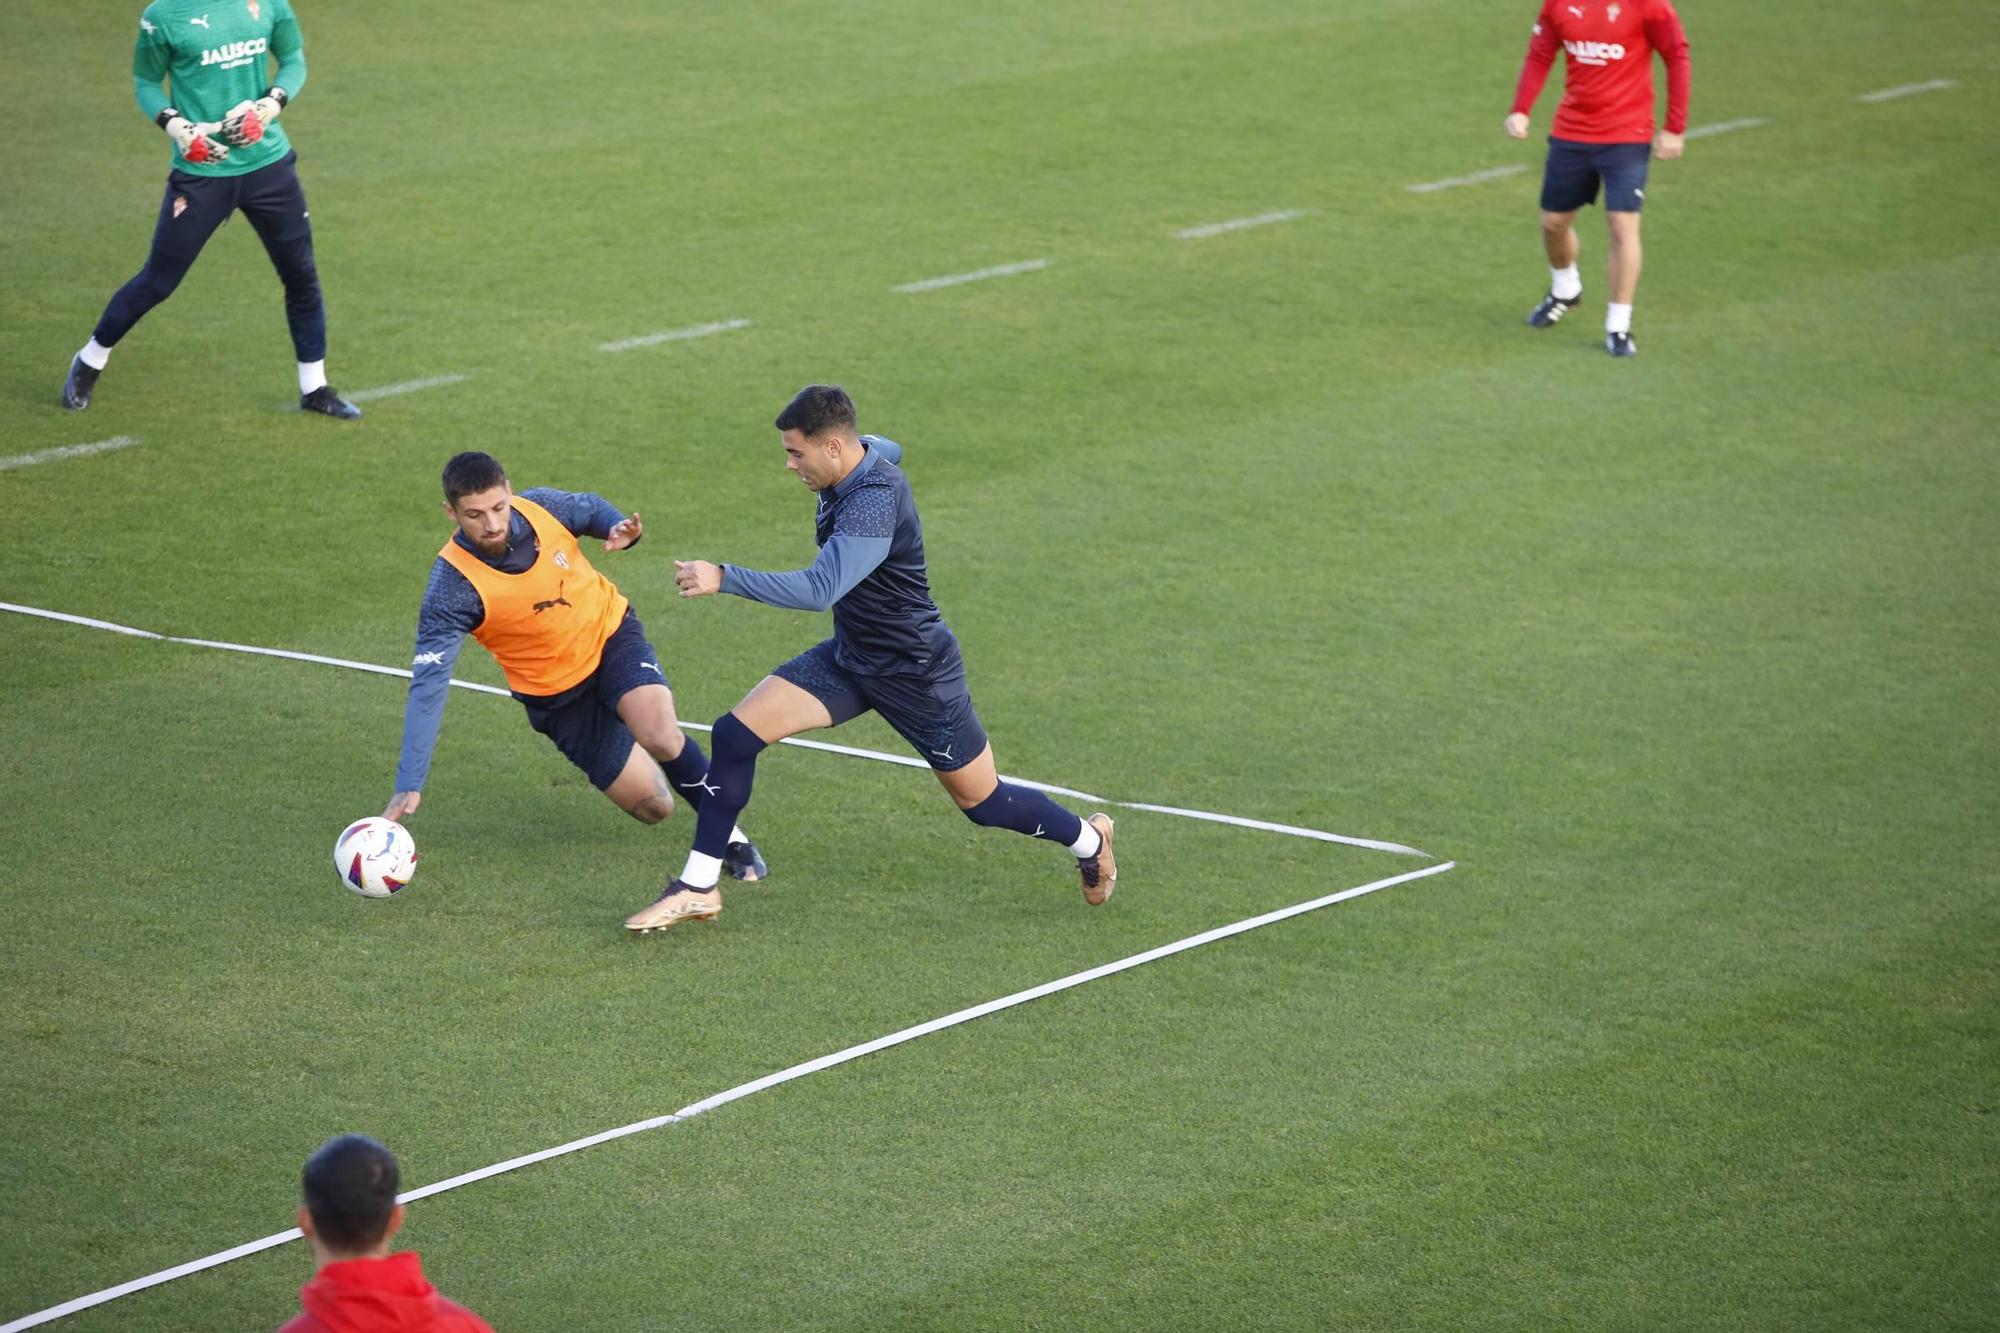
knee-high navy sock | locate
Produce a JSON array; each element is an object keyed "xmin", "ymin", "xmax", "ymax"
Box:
[
  {"xmin": 963, "ymin": 783, "xmax": 1085, "ymax": 848},
  {"xmin": 691, "ymin": 714, "xmax": 765, "ymax": 859},
  {"xmin": 659, "ymin": 737, "xmax": 716, "ymax": 810}
]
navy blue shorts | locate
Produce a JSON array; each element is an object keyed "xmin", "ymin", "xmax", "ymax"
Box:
[
  {"xmin": 518, "ymin": 610, "xmax": 670, "ymax": 790},
  {"xmin": 773, "ymin": 638, "xmax": 989, "ymax": 772},
  {"xmin": 1540, "ymin": 138, "xmax": 1651, "ymax": 213}
]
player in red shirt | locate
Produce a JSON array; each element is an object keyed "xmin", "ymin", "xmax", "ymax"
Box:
[
  {"xmin": 278, "ymin": 1135, "xmax": 493, "ymax": 1333},
  {"xmin": 1506, "ymin": 0, "xmax": 1690, "ymax": 356}
]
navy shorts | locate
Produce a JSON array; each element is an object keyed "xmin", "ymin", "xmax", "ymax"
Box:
[
  {"xmin": 518, "ymin": 610, "xmax": 670, "ymax": 790},
  {"xmin": 773, "ymin": 638, "xmax": 989, "ymax": 772},
  {"xmin": 1541, "ymin": 138, "xmax": 1651, "ymax": 213}
]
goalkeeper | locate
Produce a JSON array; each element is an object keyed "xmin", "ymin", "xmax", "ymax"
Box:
[{"xmin": 61, "ymin": 0, "xmax": 360, "ymax": 419}]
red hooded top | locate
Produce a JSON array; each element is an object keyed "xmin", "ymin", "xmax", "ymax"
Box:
[{"xmin": 277, "ymin": 1253, "xmax": 493, "ymax": 1333}]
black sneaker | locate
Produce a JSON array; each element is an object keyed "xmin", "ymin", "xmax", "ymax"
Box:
[
  {"xmin": 1605, "ymin": 331, "xmax": 1637, "ymax": 358},
  {"xmin": 1527, "ymin": 291, "xmax": 1582, "ymax": 328},
  {"xmin": 62, "ymin": 356, "xmax": 101, "ymax": 411},
  {"xmin": 723, "ymin": 839, "xmax": 768, "ymax": 883},
  {"xmin": 301, "ymin": 385, "xmax": 363, "ymax": 419}
]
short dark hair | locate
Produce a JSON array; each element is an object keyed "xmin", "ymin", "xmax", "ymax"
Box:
[
  {"xmin": 774, "ymin": 385, "xmax": 856, "ymax": 439},
  {"xmin": 441, "ymin": 451, "xmax": 507, "ymax": 505},
  {"xmin": 301, "ymin": 1134, "xmax": 401, "ymax": 1251}
]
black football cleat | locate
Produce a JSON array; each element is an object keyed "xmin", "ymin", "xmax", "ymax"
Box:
[
  {"xmin": 1605, "ymin": 331, "xmax": 1638, "ymax": 358},
  {"xmin": 301, "ymin": 385, "xmax": 363, "ymax": 419},
  {"xmin": 723, "ymin": 839, "xmax": 768, "ymax": 883},
  {"xmin": 62, "ymin": 356, "xmax": 101, "ymax": 411},
  {"xmin": 1526, "ymin": 291, "xmax": 1582, "ymax": 328}
]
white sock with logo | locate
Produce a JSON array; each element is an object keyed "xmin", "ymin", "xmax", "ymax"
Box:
[
  {"xmin": 298, "ymin": 360, "xmax": 327, "ymax": 395},
  {"xmin": 78, "ymin": 339, "xmax": 112, "ymax": 371},
  {"xmin": 679, "ymin": 851, "xmax": 723, "ymax": 891},
  {"xmin": 1550, "ymin": 265, "xmax": 1583, "ymax": 301},
  {"xmin": 1606, "ymin": 303, "xmax": 1633, "ymax": 335},
  {"xmin": 1069, "ymin": 822, "xmax": 1102, "ymax": 859}
]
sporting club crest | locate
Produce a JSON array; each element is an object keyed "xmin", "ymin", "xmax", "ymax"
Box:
[
  {"xmin": 1607, "ymin": 3, "xmax": 1620, "ymax": 19},
  {"xmin": 172, "ymin": 195, "xmax": 189, "ymax": 218},
  {"xmin": 248, "ymin": 0, "xmax": 260, "ymax": 18}
]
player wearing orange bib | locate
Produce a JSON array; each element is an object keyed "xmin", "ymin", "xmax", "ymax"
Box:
[{"xmin": 387, "ymin": 452, "xmax": 765, "ymax": 919}]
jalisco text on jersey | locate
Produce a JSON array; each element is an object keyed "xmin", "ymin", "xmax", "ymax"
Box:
[{"xmin": 200, "ymin": 37, "xmax": 269, "ymax": 69}]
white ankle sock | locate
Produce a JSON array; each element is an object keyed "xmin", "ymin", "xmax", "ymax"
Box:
[
  {"xmin": 1550, "ymin": 265, "xmax": 1583, "ymax": 301},
  {"xmin": 1606, "ymin": 303, "xmax": 1633, "ymax": 335},
  {"xmin": 679, "ymin": 852, "xmax": 723, "ymax": 890},
  {"xmin": 298, "ymin": 360, "xmax": 327, "ymax": 394},
  {"xmin": 729, "ymin": 825, "xmax": 748, "ymax": 846},
  {"xmin": 1069, "ymin": 822, "xmax": 1102, "ymax": 859},
  {"xmin": 78, "ymin": 339, "xmax": 112, "ymax": 371}
]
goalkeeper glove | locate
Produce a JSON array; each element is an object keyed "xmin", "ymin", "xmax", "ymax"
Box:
[
  {"xmin": 158, "ymin": 108, "xmax": 229, "ymax": 164},
  {"xmin": 220, "ymin": 86, "xmax": 287, "ymax": 147}
]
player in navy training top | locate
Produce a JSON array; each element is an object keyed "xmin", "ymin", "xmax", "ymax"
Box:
[{"xmin": 624, "ymin": 385, "xmax": 1120, "ymax": 934}]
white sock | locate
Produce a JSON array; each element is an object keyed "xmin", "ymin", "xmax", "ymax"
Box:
[
  {"xmin": 1606, "ymin": 303, "xmax": 1633, "ymax": 335},
  {"xmin": 78, "ymin": 339, "xmax": 113, "ymax": 371},
  {"xmin": 298, "ymin": 360, "xmax": 327, "ymax": 395},
  {"xmin": 1550, "ymin": 265, "xmax": 1583, "ymax": 301},
  {"xmin": 678, "ymin": 851, "xmax": 723, "ymax": 890},
  {"xmin": 1069, "ymin": 822, "xmax": 1102, "ymax": 859},
  {"xmin": 729, "ymin": 825, "xmax": 748, "ymax": 846}
]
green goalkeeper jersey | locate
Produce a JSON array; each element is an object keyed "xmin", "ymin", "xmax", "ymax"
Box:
[{"xmin": 134, "ymin": 0, "xmax": 308, "ymax": 177}]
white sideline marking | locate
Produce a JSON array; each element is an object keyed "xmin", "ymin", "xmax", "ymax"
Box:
[
  {"xmin": 894, "ymin": 259, "xmax": 1051, "ymax": 293},
  {"xmin": 1683, "ymin": 117, "xmax": 1771, "ymax": 139},
  {"xmin": 0, "ymin": 436, "xmax": 140, "ymax": 473},
  {"xmin": 0, "ymin": 859, "xmax": 1455, "ymax": 1332},
  {"xmin": 1406, "ymin": 164, "xmax": 1528, "ymax": 194},
  {"xmin": 1175, "ymin": 210, "xmax": 1307, "ymax": 240},
  {"xmin": 1857, "ymin": 79, "xmax": 1955, "ymax": 103},
  {"xmin": 0, "ymin": 600, "xmax": 1432, "ymax": 855},
  {"xmin": 598, "ymin": 319, "xmax": 753, "ymax": 352},
  {"xmin": 345, "ymin": 374, "xmax": 472, "ymax": 404}
]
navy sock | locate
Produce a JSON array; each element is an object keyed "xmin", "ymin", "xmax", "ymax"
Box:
[
  {"xmin": 691, "ymin": 714, "xmax": 766, "ymax": 859},
  {"xmin": 660, "ymin": 737, "xmax": 716, "ymax": 810},
  {"xmin": 963, "ymin": 783, "xmax": 1085, "ymax": 848}
]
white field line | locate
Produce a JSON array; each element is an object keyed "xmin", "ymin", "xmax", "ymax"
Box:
[
  {"xmin": 1857, "ymin": 79, "xmax": 1955, "ymax": 103},
  {"xmin": 0, "ymin": 436, "xmax": 141, "ymax": 472},
  {"xmin": 0, "ymin": 600, "xmax": 1431, "ymax": 856},
  {"xmin": 1175, "ymin": 209, "xmax": 1307, "ymax": 239},
  {"xmin": 345, "ymin": 374, "xmax": 472, "ymax": 404},
  {"xmin": 0, "ymin": 858, "xmax": 1456, "ymax": 1333},
  {"xmin": 1406, "ymin": 164, "xmax": 1529, "ymax": 194},
  {"xmin": 894, "ymin": 259, "xmax": 1051, "ymax": 293},
  {"xmin": 1683, "ymin": 116, "xmax": 1771, "ymax": 139},
  {"xmin": 598, "ymin": 319, "xmax": 753, "ymax": 352}
]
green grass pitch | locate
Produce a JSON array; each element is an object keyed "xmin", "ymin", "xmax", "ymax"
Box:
[{"xmin": 2, "ymin": 0, "xmax": 1995, "ymax": 1328}]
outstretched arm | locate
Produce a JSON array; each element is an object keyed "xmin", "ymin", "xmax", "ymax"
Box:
[
  {"xmin": 386, "ymin": 560, "xmax": 480, "ymax": 818},
  {"xmin": 675, "ymin": 533, "xmax": 891, "ymax": 608}
]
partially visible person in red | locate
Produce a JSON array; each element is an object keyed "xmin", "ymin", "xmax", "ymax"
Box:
[
  {"xmin": 278, "ymin": 1134, "xmax": 493, "ymax": 1333},
  {"xmin": 1506, "ymin": 0, "xmax": 1690, "ymax": 356}
]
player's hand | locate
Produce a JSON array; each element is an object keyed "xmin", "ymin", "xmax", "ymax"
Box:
[
  {"xmin": 384, "ymin": 791, "xmax": 422, "ymax": 821},
  {"xmin": 1504, "ymin": 112, "xmax": 1530, "ymax": 140},
  {"xmin": 604, "ymin": 512, "xmax": 643, "ymax": 551},
  {"xmin": 164, "ymin": 115, "xmax": 229, "ymax": 164},
  {"xmin": 1653, "ymin": 130, "xmax": 1685, "ymax": 160},
  {"xmin": 673, "ymin": 560, "xmax": 723, "ymax": 598},
  {"xmin": 219, "ymin": 100, "xmax": 266, "ymax": 147}
]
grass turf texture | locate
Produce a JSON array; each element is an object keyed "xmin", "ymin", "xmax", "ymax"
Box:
[{"xmin": 3, "ymin": 0, "xmax": 1996, "ymax": 1328}]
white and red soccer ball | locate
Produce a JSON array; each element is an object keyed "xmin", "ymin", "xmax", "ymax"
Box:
[{"xmin": 333, "ymin": 818, "xmax": 416, "ymax": 898}]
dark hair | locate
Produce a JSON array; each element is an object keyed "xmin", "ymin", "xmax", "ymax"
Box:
[
  {"xmin": 301, "ymin": 1134, "xmax": 401, "ymax": 1251},
  {"xmin": 774, "ymin": 385, "xmax": 856, "ymax": 439},
  {"xmin": 441, "ymin": 451, "xmax": 507, "ymax": 505}
]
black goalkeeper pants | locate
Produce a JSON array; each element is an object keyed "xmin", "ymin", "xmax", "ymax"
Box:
[{"xmin": 93, "ymin": 150, "xmax": 327, "ymax": 362}]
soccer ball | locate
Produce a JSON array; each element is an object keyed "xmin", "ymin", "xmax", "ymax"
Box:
[{"xmin": 333, "ymin": 817, "xmax": 417, "ymax": 898}]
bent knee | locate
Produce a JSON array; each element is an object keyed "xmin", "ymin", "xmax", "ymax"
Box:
[{"xmin": 627, "ymin": 792, "xmax": 674, "ymax": 824}]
